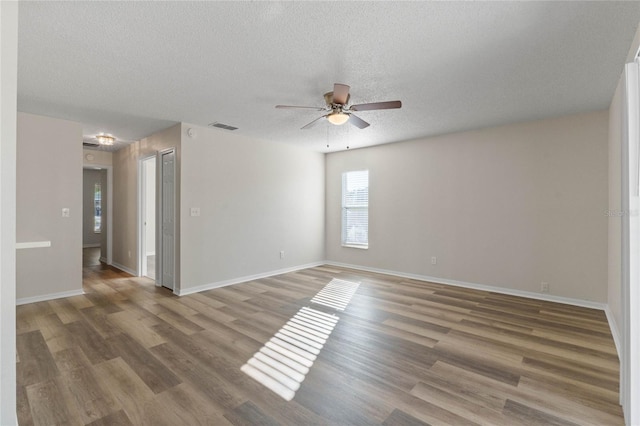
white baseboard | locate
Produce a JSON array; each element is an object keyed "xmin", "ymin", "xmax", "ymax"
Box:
[
  {"xmin": 177, "ymin": 262, "xmax": 325, "ymax": 296},
  {"xmin": 111, "ymin": 262, "xmax": 137, "ymax": 276},
  {"xmin": 82, "ymin": 243, "xmax": 101, "ymax": 248},
  {"xmin": 324, "ymin": 261, "xmax": 608, "ymax": 311},
  {"xmin": 99, "ymin": 256, "xmax": 108, "ymax": 264},
  {"xmin": 17, "ymin": 289, "xmax": 84, "ymax": 306},
  {"xmin": 604, "ymin": 305, "xmax": 622, "ymax": 359}
]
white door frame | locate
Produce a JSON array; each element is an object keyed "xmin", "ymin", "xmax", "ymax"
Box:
[
  {"xmin": 138, "ymin": 154, "xmax": 157, "ymax": 281},
  {"xmin": 158, "ymin": 147, "xmax": 177, "ymax": 292},
  {"xmin": 82, "ymin": 164, "xmax": 113, "ymax": 265},
  {"xmin": 622, "ymin": 61, "xmax": 640, "ymax": 426}
]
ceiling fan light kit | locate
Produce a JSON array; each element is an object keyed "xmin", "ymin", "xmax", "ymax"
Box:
[
  {"xmin": 327, "ymin": 111, "xmax": 349, "ymax": 125},
  {"xmin": 276, "ymin": 83, "xmax": 401, "ymax": 130}
]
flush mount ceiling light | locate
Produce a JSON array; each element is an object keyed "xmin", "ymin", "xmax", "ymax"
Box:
[
  {"xmin": 96, "ymin": 134, "xmax": 115, "ymax": 145},
  {"xmin": 326, "ymin": 111, "xmax": 350, "ymax": 126}
]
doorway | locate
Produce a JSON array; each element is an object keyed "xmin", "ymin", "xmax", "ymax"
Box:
[
  {"xmin": 158, "ymin": 149, "xmax": 176, "ymax": 291},
  {"xmin": 82, "ymin": 165, "xmax": 112, "ymax": 267},
  {"xmin": 140, "ymin": 156, "xmax": 156, "ymax": 280},
  {"xmin": 139, "ymin": 149, "xmax": 176, "ymax": 291}
]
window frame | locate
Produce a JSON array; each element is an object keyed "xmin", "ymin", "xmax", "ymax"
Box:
[
  {"xmin": 94, "ymin": 182, "xmax": 102, "ymax": 233},
  {"xmin": 341, "ymin": 170, "xmax": 369, "ymax": 249}
]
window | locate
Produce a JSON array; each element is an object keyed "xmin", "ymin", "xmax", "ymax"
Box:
[
  {"xmin": 342, "ymin": 170, "xmax": 369, "ymax": 248},
  {"xmin": 94, "ymin": 183, "xmax": 102, "ymax": 233}
]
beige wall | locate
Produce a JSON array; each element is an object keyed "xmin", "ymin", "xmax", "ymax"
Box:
[
  {"xmin": 326, "ymin": 111, "xmax": 609, "ymax": 303},
  {"xmin": 608, "ymin": 77, "xmax": 624, "ymax": 338},
  {"xmin": 112, "ymin": 122, "xmax": 324, "ymax": 292},
  {"xmin": 112, "ymin": 124, "xmax": 180, "ymax": 274},
  {"xmin": 83, "ymin": 148, "xmax": 112, "ymax": 166},
  {"xmin": 179, "ymin": 123, "xmax": 325, "ymax": 293},
  {"xmin": 16, "ymin": 112, "xmax": 83, "ymax": 300}
]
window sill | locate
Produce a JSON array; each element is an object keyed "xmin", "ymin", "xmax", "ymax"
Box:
[{"xmin": 342, "ymin": 244, "xmax": 368, "ymax": 250}]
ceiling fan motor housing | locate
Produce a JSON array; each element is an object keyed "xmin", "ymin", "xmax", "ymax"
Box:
[{"xmin": 324, "ymin": 91, "xmax": 350, "ymax": 108}]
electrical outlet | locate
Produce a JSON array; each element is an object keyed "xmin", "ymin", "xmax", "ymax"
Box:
[
  {"xmin": 431, "ymin": 256, "xmax": 437, "ymax": 265},
  {"xmin": 62, "ymin": 208, "xmax": 70, "ymax": 218},
  {"xmin": 190, "ymin": 207, "xmax": 200, "ymax": 217},
  {"xmin": 541, "ymin": 282, "xmax": 549, "ymax": 293},
  {"xmin": 280, "ymin": 251, "xmax": 285, "ymax": 259}
]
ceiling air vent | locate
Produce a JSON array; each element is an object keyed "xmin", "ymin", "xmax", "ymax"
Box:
[
  {"xmin": 83, "ymin": 142, "xmax": 99, "ymax": 147},
  {"xmin": 209, "ymin": 122, "xmax": 238, "ymax": 131}
]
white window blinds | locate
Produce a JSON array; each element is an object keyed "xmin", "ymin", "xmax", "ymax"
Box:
[{"xmin": 342, "ymin": 170, "xmax": 369, "ymax": 248}]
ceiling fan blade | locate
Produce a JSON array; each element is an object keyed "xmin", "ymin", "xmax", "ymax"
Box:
[
  {"xmin": 333, "ymin": 83, "xmax": 350, "ymax": 105},
  {"xmin": 351, "ymin": 100, "xmax": 402, "ymax": 111},
  {"xmin": 348, "ymin": 114, "xmax": 369, "ymax": 129},
  {"xmin": 276, "ymin": 105, "xmax": 326, "ymax": 111},
  {"xmin": 301, "ymin": 115, "xmax": 327, "ymax": 129}
]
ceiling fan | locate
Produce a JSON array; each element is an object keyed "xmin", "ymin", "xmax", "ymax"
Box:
[{"xmin": 275, "ymin": 83, "xmax": 401, "ymax": 130}]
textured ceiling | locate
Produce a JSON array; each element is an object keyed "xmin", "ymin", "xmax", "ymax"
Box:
[{"xmin": 17, "ymin": 1, "xmax": 640, "ymax": 153}]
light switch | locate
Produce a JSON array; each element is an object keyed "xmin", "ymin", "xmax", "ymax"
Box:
[
  {"xmin": 62, "ymin": 208, "xmax": 70, "ymax": 218},
  {"xmin": 190, "ymin": 207, "xmax": 200, "ymax": 217}
]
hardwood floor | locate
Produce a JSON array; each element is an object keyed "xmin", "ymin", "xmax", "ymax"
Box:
[
  {"xmin": 82, "ymin": 247, "xmax": 101, "ymax": 268},
  {"xmin": 16, "ymin": 263, "xmax": 623, "ymax": 425}
]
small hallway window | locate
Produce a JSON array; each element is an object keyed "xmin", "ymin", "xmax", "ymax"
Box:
[{"xmin": 94, "ymin": 183, "xmax": 102, "ymax": 233}]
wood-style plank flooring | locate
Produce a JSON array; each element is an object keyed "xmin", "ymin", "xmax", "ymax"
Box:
[{"xmin": 17, "ymin": 257, "xmax": 623, "ymax": 425}]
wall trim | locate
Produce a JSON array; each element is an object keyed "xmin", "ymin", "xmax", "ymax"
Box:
[
  {"xmin": 99, "ymin": 256, "xmax": 108, "ymax": 264},
  {"xmin": 604, "ymin": 305, "xmax": 622, "ymax": 359},
  {"xmin": 17, "ymin": 289, "xmax": 84, "ymax": 306},
  {"xmin": 111, "ymin": 262, "xmax": 137, "ymax": 276},
  {"xmin": 177, "ymin": 262, "xmax": 325, "ymax": 296},
  {"xmin": 324, "ymin": 261, "xmax": 608, "ymax": 310}
]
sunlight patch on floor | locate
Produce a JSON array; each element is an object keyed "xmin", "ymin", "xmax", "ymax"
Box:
[
  {"xmin": 310, "ymin": 278, "xmax": 360, "ymax": 311},
  {"xmin": 241, "ymin": 307, "xmax": 338, "ymax": 401},
  {"xmin": 241, "ymin": 278, "xmax": 360, "ymax": 401}
]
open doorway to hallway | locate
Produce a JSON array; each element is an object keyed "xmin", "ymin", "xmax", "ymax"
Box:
[
  {"xmin": 82, "ymin": 168, "xmax": 108, "ymax": 266},
  {"xmin": 140, "ymin": 156, "xmax": 156, "ymax": 280}
]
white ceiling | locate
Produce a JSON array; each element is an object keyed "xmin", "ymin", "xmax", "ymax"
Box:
[{"xmin": 17, "ymin": 1, "xmax": 640, "ymax": 153}]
